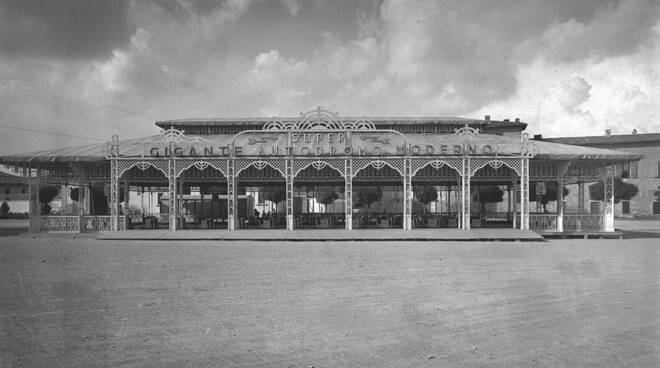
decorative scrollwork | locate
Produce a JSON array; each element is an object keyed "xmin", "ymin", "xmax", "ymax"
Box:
[
  {"xmin": 488, "ymin": 160, "xmax": 504, "ymax": 170},
  {"xmin": 311, "ymin": 161, "xmax": 327, "ymax": 171},
  {"xmin": 194, "ymin": 161, "xmax": 209, "ymax": 171},
  {"xmin": 155, "ymin": 127, "xmax": 209, "ymax": 144},
  {"xmin": 453, "ymin": 124, "xmax": 479, "ymax": 138},
  {"xmin": 263, "ymin": 106, "xmax": 376, "ymax": 131},
  {"xmin": 253, "ymin": 161, "xmax": 268, "ymax": 171},
  {"xmin": 135, "ymin": 162, "xmax": 151, "ymax": 171}
]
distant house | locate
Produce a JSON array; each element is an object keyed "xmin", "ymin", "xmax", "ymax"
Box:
[
  {"xmin": 543, "ymin": 133, "xmax": 660, "ymax": 217},
  {"xmin": 0, "ymin": 170, "xmax": 29, "ymax": 213}
]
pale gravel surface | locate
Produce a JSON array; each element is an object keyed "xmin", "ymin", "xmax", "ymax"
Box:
[{"xmin": 0, "ymin": 236, "xmax": 658, "ymax": 367}]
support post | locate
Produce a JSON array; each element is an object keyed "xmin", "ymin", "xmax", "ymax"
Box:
[
  {"xmin": 520, "ymin": 158, "xmax": 530, "ymax": 230},
  {"xmin": 123, "ymin": 176, "xmax": 130, "ymax": 230},
  {"xmin": 403, "ymin": 159, "xmax": 412, "ymax": 230},
  {"xmin": 603, "ymin": 163, "xmax": 615, "ymax": 232},
  {"xmin": 512, "ymin": 179, "xmax": 518, "ymax": 229},
  {"xmin": 28, "ymin": 166, "xmax": 41, "ymax": 233},
  {"xmin": 286, "ymin": 159, "xmax": 294, "ymax": 231},
  {"xmin": 168, "ymin": 160, "xmax": 177, "ymax": 231},
  {"xmin": 110, "ymin": 161, "xmax": 120, "ymax": 231},
  {"xmin": 460, "ymin": 158, "xmax": 471, "ymax": 230},
  {"xmin": 578, "ymin": 182, "xmax": 585, "ymax": 213},
  {"xmin": 77, "ymin": 167, "xmax": 87, "ymax": 233},
  {"xmin": 178, "ymin": 177, "xmax": 184, "ymax": 230},
  {"xmin": 344, "ymin": 159, "xmax": 353, "ymax": 231},
  {"xmin": 227, "ymin": 159, "xmax": 236, "ymax": 230},
  {"xmin": 556, "ymin": 161, "xmax": 570, "ymax": 232}
]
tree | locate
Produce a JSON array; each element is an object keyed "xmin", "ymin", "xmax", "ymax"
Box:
[
  {"xmin": 317, "ymin": 187, "xmax": 339, "ymax": 207},
  {"xmin": 39, "ymin": 185, "xmax": 60, "ymax": 215},
  {"xmin": 261, "ymin": 187, "xmax": 286, "ymax": 213},
  {"xmin": 476, "ymin": 186, "xmax": 504, "ymax": 214},
  {"xmin": 413, "ymin": 186, "xmax": 438, "ymax": 214},
  {"xmin": 529, "ymin": 182, "xmax": 570, "ymax": 212},
  {"xmin": 354, "ymin": 186, "xmax": 383, "ymax": 215},
  {"xmin": 589, "ymin": 177, "xmax": 639, "ymax": 204},
  {"xmin": 1, "ymin": 201, "xmax": 9, "ymax": 217}
]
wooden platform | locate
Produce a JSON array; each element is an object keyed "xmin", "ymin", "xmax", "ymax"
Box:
[
  {"xmin": 97, "ymin": 228, "xmax": 544, "ymax": 242},
  {"xmin": 537, "ymin": 231, "xmax": 623, "ymax": 239}
]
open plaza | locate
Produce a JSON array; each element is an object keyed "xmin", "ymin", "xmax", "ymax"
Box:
[{"xmin": 1, "ymin": 229, "xmax": 659, "ymax": 367}]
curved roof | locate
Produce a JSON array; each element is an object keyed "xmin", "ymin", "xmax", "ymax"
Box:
[{"xmin": 0, "ymin": 132, "xmax": 642, "ymax": 164}]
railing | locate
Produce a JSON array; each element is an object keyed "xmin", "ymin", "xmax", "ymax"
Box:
[
  {"xmin": 411, "ymin": 213, "xmax": 459, "ymax": 228},
  {"xmin": 563, "ymin": 214, "xmax": 603, "ymax": 232},
  {"xmin": 39, "ymin": 215, "xmax": 126, "ymax": 232},
  {"xmin": 354, "ymin": 213, "xmax": 403, "ymax": 229},
  {"xmin": 294, "ymin": 213, "xmax": 345, "ymax": 229},
  {"xmin": 529, "ymin": 213, "xmax": 559, "ymax": 232},
  {"xmin": 40, "ymin": 216, "xmax": 80, "ymax": 232},
  {"xmin": 83, "ymin": 216, "xmax": 126, "ymax": 232}
]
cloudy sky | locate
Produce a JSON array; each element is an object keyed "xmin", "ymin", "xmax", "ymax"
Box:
[{"xmin": 0, "ymin": 0, "xmax": 659, "ymax": 154}]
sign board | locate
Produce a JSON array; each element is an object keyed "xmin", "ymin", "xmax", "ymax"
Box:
[{"xmin": 535, "ymin": 182, "xmax": 546, "ymax": 196}]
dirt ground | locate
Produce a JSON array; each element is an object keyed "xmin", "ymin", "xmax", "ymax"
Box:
[{"xmin": 0, "ymin": 235, "xmax": 658, "ymax": 368}]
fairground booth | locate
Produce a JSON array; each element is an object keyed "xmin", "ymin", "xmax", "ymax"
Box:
[{"xmin": 0, "ymin": 107, "xmax": 642, "ymax": 236}]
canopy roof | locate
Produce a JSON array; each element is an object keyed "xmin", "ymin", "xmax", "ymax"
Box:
[{"xmin": 0, "ymin": 132, "xmax": 642, "ymax": 164}]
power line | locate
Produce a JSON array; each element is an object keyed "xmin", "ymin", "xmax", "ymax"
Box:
[
  {"xmin": 0, "ymin": 123, "xmax": 106, "ymax": 142},
  {"xmin": 0, "ymin": 86, "xmax": 164, "ymax": 121}
]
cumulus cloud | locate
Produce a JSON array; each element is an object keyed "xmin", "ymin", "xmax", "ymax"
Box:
[{"xmin": 1, "ymin": 0, "xmax": 659, "ymax": 154}]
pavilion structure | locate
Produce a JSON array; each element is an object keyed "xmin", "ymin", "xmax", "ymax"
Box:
[{"xmin": 0, "ymin": 107, "xmax": 642, "ymax": 235}]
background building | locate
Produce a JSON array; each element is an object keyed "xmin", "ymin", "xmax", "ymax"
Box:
[
  {"xmin": 0, "ymin": 170, "xmax": 28, "ymax": 214},
  {"xmin": 542, "ymin": 133, "xmax": 660, "ymax": 217}
]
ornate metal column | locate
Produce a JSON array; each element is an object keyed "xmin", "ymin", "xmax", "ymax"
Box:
[
  {"xmin": 178, "ymin": 176, "xmax": 184, "ymax": 229},
  {"xmin": 556, "ymin": 162, "xmax": 570, "ymax": 232},
  {"xmin": 110, "ymin": 160, "xmax": 119, "ymax": 231},
  {"xmin": 403, "ymin": 158, "xmax": 412, "ymax": 230},
  {"xmin": 578, "ymin": 182, "xmax": 585, "ymax": 213},
  {"xmin": 460, "ymin": 158, "xmax": 471, "ymax": 230},
  {"xmin": 512, "ymin": 179, "xmax": 518, "ymax": 229},
  {"xmin": 123, "ymin": 176, "xmax": 130, "ymax": 230},
  {"xmin": 344, "ymin": 158, "xmax": 353, "ymax": 231},
  {"xmin": 168, "ymin": 159, "xmax": 177, "ymax": 231},
  {"xmin": 77, "ymin": 166, "xmax": 87, "ymax": 233},
  {"xmin": 28, "ymin": 166, "xmax": 41, "ymax": 233},
  {"xmin": 285, "ymin": 159, "xmax": 294, "ymax": 231},
  {"xmin": 603, "ymin": 163, "xmax": 615, "ymax": 232},
  {"xmin": 227, "ymin": 159, "xmax": 236, "ymax": 231},
  {"xmin": 520, "ymin": 158, "xmax": 530, "ymax": 230}
]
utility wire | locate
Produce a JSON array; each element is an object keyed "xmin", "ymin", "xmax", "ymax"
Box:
[
  {"xmin": 0, "ymin": 123, "xmax": 106, "ymax": 142},
  {"xmin": 0, "ymin": 86, "xmax": 164, "ymax": 121}
]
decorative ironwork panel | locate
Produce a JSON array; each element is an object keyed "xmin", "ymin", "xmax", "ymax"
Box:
[
  {"xmin": 530, "ymin": 161, "xmax": 558, "ymax": 180},
  {"xmin": 116, "ymin": 160, "xmax": 169, "ymax": 178},
  {"xmin": 292, "ymin": 159, "xmax": 346, "ymax": 177},
  {"xmin": 84, "ymin": 216, "xmax": 113, "ymax": 232},
  {"xmin": 529, "ymin": 214, "xmax": 558, "ymax": 232},
  {"xmin": 295, "ymin": 165, "xmax": 344, "ymax": 182},
  {"xmin": 563, "ymin": 214, "xmax": 603, "ymax": 232},
  {"xmin": 263, "ymin": 106, "xmax": 376, "ymax": 131},
  {"xmin": 470, "ymin": 158, "xmax": 521, "ymax": 176},
  {"xmin": 234, "ymin": 159, "xmax": 286, "ymax": 177},
  {"xmin": 410, "ymin": 158, "xmax": 462, "ymax": 177},
  {"xmin": 175, "ymin": 159, "xmax": 227, "ymax": 178},
  {"xmin": 40, "ymin": 216, "xmax": 80, "ymax": 232},
  {"xmin": 566, "ymin": 162, "xmax": 603, "ymax": 181},
  {"xmin": 351, "ymin": 159, "xmax": 404, "ymax": 178}
]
